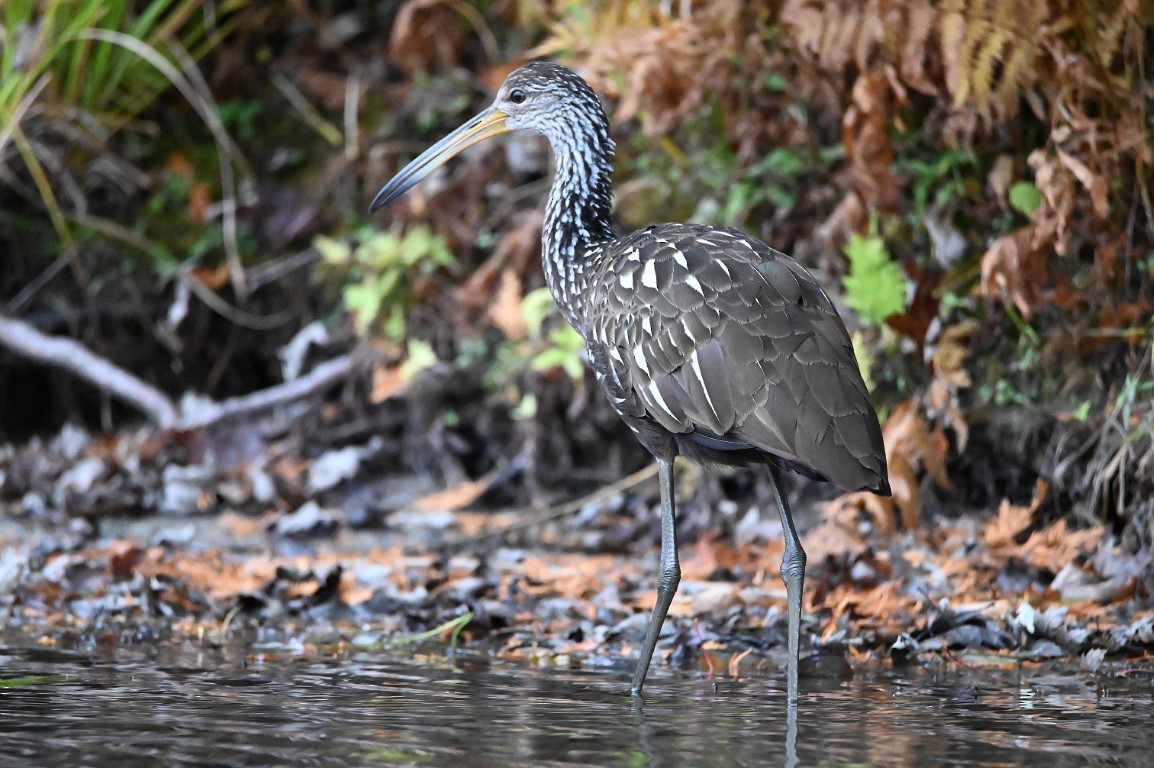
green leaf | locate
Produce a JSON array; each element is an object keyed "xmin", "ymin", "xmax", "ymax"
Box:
[
  {"xmin": 530, "ymin": 325, "xmax": 585, "ymax": 380},
  {"xmin": 400, "ymin": 338, "xmax": 438, "ymax": 380},
  {"xmin": 313, "ymin": 234, "xmax": 351, "ymax": 265},
  {"xmin": 521, "ymin": 287, "xmax": 557, "ymax": 337},
  {"xmin": 343, "ymin": 282, "xmax": 382, "ymax": 332},
  {"xmin": 530, "ymin": 348, "xmax": 568, "ymax": 371},
  {"xmin": 376, "ymin": 268, "xmax": 401, "ymax": 300},
  {"xmin": 842, "ymin": 231, "xmax": 906, "ymax": 324},
  {"xmin": 762, "ymin": 147, "xmax": 805, "ymax": 178},
  {"xmin": 1072, "ymin": 400, "xmax": 1091, "ymax": 422},
  {"xmin": 512, "ymin": 393, "xmax": 538, "ymax": 420},
  {"xmin": 764, "ymin": 73, "xmax": 788, "ymax": 92},
  {"xmin": 1009, "ymin": 181, "xmax": 1043, "ymax": 216},
  {"xmin": 384, "ymin": 303, "xmax": 406, "ymax": 341},
  {"xmin": 356, "ymin": 232, "xmax": 400, "ymax": 268},
  {"xmin": 851, "ymin": 329, "xmax": 875, "ymax": 394}
]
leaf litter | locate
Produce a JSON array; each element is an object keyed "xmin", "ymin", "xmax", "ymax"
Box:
[{"xmin": 2, "ymin": 418, "xmax": 1152, "ymax": 683}]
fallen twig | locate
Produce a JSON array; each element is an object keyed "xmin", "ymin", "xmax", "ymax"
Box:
[
  {"xmin": 176, "ymin": 353, "xmax": 355, "ymax": 430},
  {"xmin": 0, "ymin": 312, "xmax": 356, "ymax": 432},
  {"xmin": 453, "ymin": 463, "xmax": 659, "ymax": 546},
  {"xmin": 0, "ymin": 311, "xmax": 179, "ymax": 427}
]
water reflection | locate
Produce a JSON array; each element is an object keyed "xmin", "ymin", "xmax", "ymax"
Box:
[{"xmin": 0, "ymin": 644, "xmax": 1148, "ymax": 767}]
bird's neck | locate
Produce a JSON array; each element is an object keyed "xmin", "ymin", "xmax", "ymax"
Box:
[{"xmin": 541, "ymin": 128, "xmax": 615, "ymax": 334}]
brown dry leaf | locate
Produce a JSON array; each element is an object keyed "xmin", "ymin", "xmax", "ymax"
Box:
[
  {"xmin": 978, "ymin": 227, "xmax": 1046, "ymax": 319},
  {"xmin": 338, "ymin": 573, "xmax": 373, "ymax": 607},
  {"xmin": 842, "ymin": 70, "xmax": 900, "ymax": 212},
  {"xmin": 982, "ymin": 501, "xmax": 1034, "ymax": 550},
  {"xmin": 887, "ymin": 264, "xmax": 940, "ymax": 349},
  {"xmin": 412, "ymin": 477, "xmax": 489, "ymax": 512},
  {"xmin": 681, "ymin": 536, "xmax": 722, "ymax": 581},
  {"xmin": 931, "ymin": 319, "xmax": 978, "ymax": 390},
  {"xmin": 164, "ymin": 152, "xmax": 194, "ymax": 176},
  {"xmin": 886, "ymin": 451, "xmax": 920, "ymax": 531},
  {"xmin": 142, "ymin": 550, "xmax": 278, "ymax": 600},
  {"xmin": 188, "ymin": 182, "xmax": 212, "ymax": 223},
  {"xmin": 852, "ymin": 580, "xmax": 920, "ymax": 622},
  {"xmin": 520, "ymin": 553, "xmax": 615, "ymax": 601},
  {"xmin": 453, "ymin": 511, "xmax": 519, "ymax": 538},
  {"xmin": 814, "ymin": 192, "xmax": 866, "ymax": 258},
  {"xmin": 1028, "ymin": 149, "xmax": 1075, "ymax": 256},
  {"xmin": 387, "ymin": 0, "xmax": 469, "ymax": 76},
  {"xmin": 370, "ymin": 363, "xmax": 406, "ymax": 404},
  {"xmin": 494, "ymin": 208, "xmax": 544, "ymax": 278},
  {"xmin": 189, "ymin": 263, "xmax": 228, "ymax": 291},
  {"xmin": 987, "ymin": 154, "xmax": 1015, "ymax": 207},
  {"xmin": 219, "ymin": 511, "xmax": 269, "ymax": 538},
  {"xmin": 782, "ymin": 0, "xmax": 887, "ymax": 74},
  {"xmin": 883, "ymin": 400, "xmax": 950, "ymax": 491},
  {"xmin": 897, "ymin": 0, "xmax": 938, "ymax": 94},
  {"xmin": 804, "ymin": 494, "xmax": 870, "ymax": 562},
  {"xmin": 982, "ymin": 479, "xmax": 1048, "ymax": 551},
  {"xmin": 487, "ymin": 269, "xmax": 526, "ymax": 340},
  {"xmin": 925, "ymin": 319, "xmax": 975, "ymax": 452},
  {"xmin": 1057, "ymin": 150, "xmax": 1109, "ymax": 219},
  {"xmin": 109, "ymin": 543, "xmax": 143, "ymax": 581},
  {"xmin": 927, "ymin": 376, "xmax": 969, "ymax": 452},
  {"xmin": 1018, "ymin": 517, "xmax": 1105, "ymax": 573}
]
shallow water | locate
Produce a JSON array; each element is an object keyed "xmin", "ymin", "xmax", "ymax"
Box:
[{"xmin": 1, "ymin": 644, "xmax": 1150, "ymax": 767}]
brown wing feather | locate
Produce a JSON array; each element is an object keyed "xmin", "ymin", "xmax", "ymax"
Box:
[{"xmin": 586, "ymin": 223, "xmax": 888, "ymax": 493}]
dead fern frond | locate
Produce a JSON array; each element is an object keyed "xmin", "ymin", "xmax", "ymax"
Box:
[
  {"xmin": 782, "ymin": 0, "xmax": 885, "ymax": 73},
  {"xmin": 940, "ymin": 0, "xmax": 1048, "ymax": 121}
]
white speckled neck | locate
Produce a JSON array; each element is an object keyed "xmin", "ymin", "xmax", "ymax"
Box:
[{"xmin": 537, "ymin": 90, "xmax": 616, "ymax": 335}]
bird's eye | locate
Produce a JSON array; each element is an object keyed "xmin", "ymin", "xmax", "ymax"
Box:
[{"xmin": 509, "ymin": 89, "xmax": 526, "ymax": 104}]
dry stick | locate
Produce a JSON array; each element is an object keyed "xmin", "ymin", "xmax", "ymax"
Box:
[
  {"xmin": 179, "ymin": 269, "xmax": 294, "ymax": 331},
  {"xmin": 269, "ymin": 71, "xmax": 343, "ymax": 147},
  {"xmin": 458, "ymin": 463, "xmax": 660, "ymax": 545},
  {"xmin": 176, "ymin": 354, "xmax": 355, "ymax": 430},
  {"xmin": 0, "ymin": 312, "xmax": 355, "ymax": 432},
  {"xmin": 0, "ymin": 312, "xmax": 178, "ymax": 428},
  {"xmin": 5, "ymin": 245, "xmax": 78, "ymax": 314}
]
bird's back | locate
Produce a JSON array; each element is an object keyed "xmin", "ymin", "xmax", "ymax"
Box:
[{"xmin": 582, "ymin": 223, "xmax": 889, "ymax": 494}]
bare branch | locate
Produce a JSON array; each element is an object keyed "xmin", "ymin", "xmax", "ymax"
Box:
[
  {"xmin": 176, "ymin": 354, "xmax": 356, "ymax": 431},
  {"xmin": 0, "ymin": 313, "xmax": 356, "ymax": 433},
  {"xmin": 0, "ymin": 312, "xmax": 178, "ymax": 427}
]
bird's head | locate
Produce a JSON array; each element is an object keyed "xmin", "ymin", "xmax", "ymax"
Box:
[{"xmin": 369, "ymin": 61, "xmax": 608, "ymax": 212}]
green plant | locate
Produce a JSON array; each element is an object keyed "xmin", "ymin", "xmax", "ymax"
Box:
[
  {"xmin": 843, "ymin": 224, "xmax": 906, "ymax": 325},
  {"xmin": 897, "ymin": 145, "xmax": 978, "ymax": 217},
  {"xmin": 1009, "ymin": 180, "xmax": 1043, "ymax": 216},
  {"xmin": 1, "ymin": 0, "xmax": 244, "ymax": 252},
  {"xmin": 4, "ymin": 0, "xmax": 244, "ymax": 124},
  {"xmin": 530, "ymin": 324, "xmax": 586, "ymax": 380},
  {"xmin": 521, "ymin": 287, "xmax": 586, "ymax": 380},
  {"xmin": 218, "ymin": 98, "xmax": 263, "ymax": 143},
  {"xmin": 315, "ymin": 226, "xmax": 455, "ymax": 339}
]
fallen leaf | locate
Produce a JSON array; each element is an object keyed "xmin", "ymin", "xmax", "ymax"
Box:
[
  {"xmin": 487, "ymin": 269, "xmax": 527, "ymax": 340},
  {"xmin": 983, "ymin": 479, "xmax": 1048, "ymax": 550},
  {"xmin": 413, "ymin": 477, "xmax": 490, "ymax": 512}
]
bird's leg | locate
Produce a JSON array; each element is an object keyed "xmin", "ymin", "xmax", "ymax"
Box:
[
  {"xmin": 768, "ymin": 463, "xmax": 806, "ymax": 704},
  {"xmin": 631, "ymin": 457, "xmax": 680, "ymax": 695}
]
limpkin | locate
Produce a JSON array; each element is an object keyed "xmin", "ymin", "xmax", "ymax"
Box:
[{"xmin": 371, "ymin": 62, "xmax": 890, "ymax": 702}]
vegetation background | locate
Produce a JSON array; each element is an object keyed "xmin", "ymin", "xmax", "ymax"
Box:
[{"xmin": 0, "ymin": 0, "xmax": 1151, "ymax": 667}]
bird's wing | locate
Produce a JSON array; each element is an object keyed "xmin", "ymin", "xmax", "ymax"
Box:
[{"xmin": 587, "ymin": 223, "xmax": 885, "ymax": 490}]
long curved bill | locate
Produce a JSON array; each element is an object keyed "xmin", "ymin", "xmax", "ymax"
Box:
[{"xmin": 369, "ymin": 106, "xmax": 510, "ymax": 212}]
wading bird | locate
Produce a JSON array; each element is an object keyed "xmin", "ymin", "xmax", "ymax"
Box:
[{"xmin": 371, "ymin": 62, "xmax": 890, "ymax": 702}]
